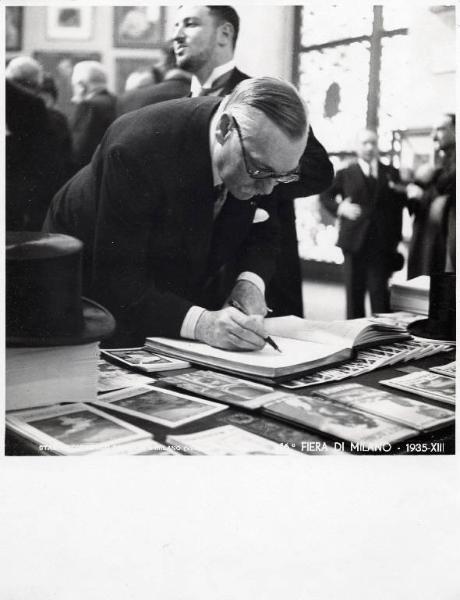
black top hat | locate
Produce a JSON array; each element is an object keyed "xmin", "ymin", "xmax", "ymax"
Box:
[
  {"xmin": 6, "ymin": 232, "xmax": 115, "ymax": 347},
  {"xmin": 407, "ymin": 272, "xmax": 456, "ymax": 343}
]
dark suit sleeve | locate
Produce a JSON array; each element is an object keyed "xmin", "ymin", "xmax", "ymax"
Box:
[
  {"xmin": 92, "ymin": 144, "xmax": 194, "ymax": 340},
  {"xmin": 319, "ymin": 169, "xmax": 345, "ymax": 217}
]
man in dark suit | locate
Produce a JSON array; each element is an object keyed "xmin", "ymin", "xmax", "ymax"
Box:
[
  {"xmin": 320, "ymin": 129, "xmax": 405, "ymax": 318},
  {"xmin": 173, "ymin": 5, "xmax": 325, "ymax": 317},
  {"xmin": 5, "ymin": 58, "xmax": 59, "ymax": 230},
  {"xmin": 117, "ymin": 48, "xmax": 192, "ymax": 116},
  {"xmin": 70, "ymin": 61, "xmax": 117, "ymax": 171},
  {"xmin": 43, "ymin": 77, "xmax": 333, "ymax": 349}
]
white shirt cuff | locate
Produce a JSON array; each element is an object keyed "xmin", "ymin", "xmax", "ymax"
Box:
[
  {"xmin": 180, "ymin": 306, "xmax": 206, "ymax": 340},
  {"xmin": 237, "ymin": 272, "xmax": 265, "ymax": 294}
]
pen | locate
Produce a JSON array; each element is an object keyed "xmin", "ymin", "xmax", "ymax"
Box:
[{"xmin": 229, "ymin": 300, "xmax": 282, "ymax": 353}]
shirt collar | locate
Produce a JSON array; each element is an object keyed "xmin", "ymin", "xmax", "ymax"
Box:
[
  {"xmin": 358, "ymin": 157, "xmax": 378, "ymax": 178},
  {"xmin": 190, "ymin": 60, "xmax": 236, "ymax": 97}
]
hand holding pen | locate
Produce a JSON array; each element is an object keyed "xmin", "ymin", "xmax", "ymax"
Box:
[{"xmin": 229, "ymin": 300, "xmax": 282, "ymax": 353}]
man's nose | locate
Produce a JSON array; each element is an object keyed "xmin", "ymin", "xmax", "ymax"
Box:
[{"xmin": 173, "ymin": 24, "xmax": 185, "ymax": 41}]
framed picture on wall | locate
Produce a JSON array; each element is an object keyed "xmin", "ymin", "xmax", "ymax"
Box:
[
  {"xmin": 114, "ymin": 6, "xmax": 165, "ymax": 48},
  {"xmin": 46, "ymin": 6, "xmax": 93, "ymax": 40},
  {"xmin": 6, "ymin": 7, "xmax": 23, "ymax": 51},
  {"xmin": 115, "ymin": 53, "xmax": 166, "ymax": 94},
  {"xmin": 33, "ymin": 52, "xmax": 101, "ymax": 118}
]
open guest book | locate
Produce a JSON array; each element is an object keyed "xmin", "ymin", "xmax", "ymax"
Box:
[{"xmin": 146, "ymin": 316, "xmax": 408, "ymax": 383}]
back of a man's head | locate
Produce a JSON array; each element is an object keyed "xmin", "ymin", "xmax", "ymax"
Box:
[
  {"xmin": 6, "ymin": 56, "xmax": 44, "ymax": 92},
  {"xmin": 72, "ymin": 61, "xmax": 108, "ymax": 88},
  {"xmin": 207, "ymin": 6, "xmax": 240, "ymax": 48},
  {"xmin": 226, "ymin": 77, "xmax": 309, "ymax": 140}
]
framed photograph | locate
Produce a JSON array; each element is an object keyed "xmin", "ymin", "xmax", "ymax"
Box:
[
  {"xmin": 46, "ymin": 6, "xmax": 93, "ymax": 40},
  {"xmin": 114, "ymin": 6, "xmax": 165, "ymax": 48},
  {"xmin": 114, "ymin": 54, "xmax": 166, "ymax": 94},
  {"xmin": 34, "ymin": 51, "xmax": 101, "ymax": 118},
  {"xmin": 6, "ymin": 7, "xmax": 23, "ymax": 51}
]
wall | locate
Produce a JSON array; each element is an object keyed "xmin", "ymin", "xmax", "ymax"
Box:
[
  {"xmin": 10, "ymin": 5, "xmax": 295, "ymax": 94},
  {"xmin": 7, "ymin": 4, "xmax": 455, "ymax": 127}
]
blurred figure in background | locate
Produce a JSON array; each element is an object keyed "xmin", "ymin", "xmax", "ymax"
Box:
[
  {"xmin": 70, "ymin": 61, "xmax": 117, "ymax": 170},
  {"xmin": 117, "ymin": 46, "xmax": 191, "ymax": 116},
  {"xmin": 123, "ymin": 66, "xmax": 163, "ymax": 92},
  {"xmin": 39, "ymin": 73, "xmax": 74, "ymax": 193},
  {"xmin": 5, "ymin": 57, "xmax": 60, "ymax": 230},
  {"xmin": 320, "ymin": 129, "xmax": 406, "ymax": 318},
  {"xmin": 406, "ymin": 113, "xmax": 456, "ymax": 276}
]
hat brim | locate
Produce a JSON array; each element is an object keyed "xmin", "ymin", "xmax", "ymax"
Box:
[
  {"xmin": 407, "ymin": 318, "xmax": 456, "ymax": 344},
  {"xmin": 6, "ymin": 297, "xmax": 116, "ymax": 347}
]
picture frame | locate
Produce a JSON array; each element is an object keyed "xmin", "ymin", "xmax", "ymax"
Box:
[
  {"xmin": 115, "ymin": 53, "xmax": 165, "ymax": 94},
  {"xmin": 6, "ymin": 7, "xmax": 23, "ymax": 51},
  {"xmin": 33, "ymin": 51, "xmax": 102, "ymax": 118},
  {"xmin": 46, "ymin": 6, "xmax": 93, "ymax": 41},
  {"xmin": 113, "ymin": 6, "xmax": 165, "ymax": 48}
]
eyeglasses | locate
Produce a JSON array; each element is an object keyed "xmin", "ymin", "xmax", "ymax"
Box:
[{"xmin": 232, "ymin": 116, "xmax": 301, "ymax": 184}]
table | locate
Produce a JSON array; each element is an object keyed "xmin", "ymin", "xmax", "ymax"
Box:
[{"xmin": 5, "ymin": 350, "xmax": 455, "ymax": 456}]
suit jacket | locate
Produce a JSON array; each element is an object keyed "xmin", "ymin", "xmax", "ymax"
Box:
[
  {"xmin": 320, "ymin": 161, "xmax": 404, "ymax": 254},
  {"xmin": 71, "ymin": 89, "xmax": 117, "ymax": 170},
  {"xmin": 44, "ymin": 97, "xmax": 332, "ymax": 345},
  {"xmin": 117, "ymin": 72, "xmax": 192, "ymax": 116},
  {"xmin": 6, "ymin": 80, "xmax": 57, "ymax": 230}
]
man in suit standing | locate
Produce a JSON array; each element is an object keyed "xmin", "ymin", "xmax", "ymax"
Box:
[
  {"xmin": 173, "ymin": 5, "xmax": 330, "ymax": 317},
  {"xmin": 43, "ymin": 77, "xmax": 333, "ymax": 349},
  {"xmin": 5, "ymin": 57, "xmax": 59, "ymax": 230},
  {"xmin": 70, "ymin": 61, "xmax": 117, "ymax": 170},
  {"xmin": 320, "ymin": 129, "xmax": 405, "ymax": 318}
]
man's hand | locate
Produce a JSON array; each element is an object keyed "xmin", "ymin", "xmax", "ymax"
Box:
[
  {"xmin": 337, "ymin": 197, "xmax": 362, "ymax": 220},
  {"xmin": 225, "ymin": 279, "xmax": 268, "ymax": 316},
  {"xmin": 406, "ymin": 183, "xmax": 424, "ymax": 201},
  {"xmin": 195, "ymin": 307, "xmax": 266, "ymax": 350}
]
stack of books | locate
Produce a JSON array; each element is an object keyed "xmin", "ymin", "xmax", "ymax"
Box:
[
  {"xmin": 6, "ymin": 342, "xmax": 100, "ymax": 411},
  {"xmin": 390, "ymin": 276, "xmax": 430, "ymax": 315}
]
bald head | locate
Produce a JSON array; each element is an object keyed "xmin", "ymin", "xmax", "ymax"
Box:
[{"xmin": 6, "ymin": 56, "xmax": 44, "ymax": 92}]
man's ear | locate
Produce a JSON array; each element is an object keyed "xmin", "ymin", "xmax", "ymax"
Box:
[
  {"xmin": 215, "ymin": 113, "xmax": 232, "ymax": 145},
  {"xmin": 217, "ymin": 22, "xmax": 234, "ymax": 47}
]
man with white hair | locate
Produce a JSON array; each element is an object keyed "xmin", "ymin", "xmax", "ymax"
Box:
[
  {"xmin": 6, "ymin": 56, "xmax": 62, "ymax": 230},
  {"xmin": 6, "ymin": 55, "xmax": 44, "ymax": 92},
  {"xmin": 44, "ymin": 77, "xmax": 333, "ymax": 347},
  {"xmin": 70, "ymin": 60, "xmax": 117, "ymax": 170}
]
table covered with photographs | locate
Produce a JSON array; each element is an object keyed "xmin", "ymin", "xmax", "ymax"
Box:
[{"xmin": 5, "ymin": 348, "xmax": 455, "ymax": 457}]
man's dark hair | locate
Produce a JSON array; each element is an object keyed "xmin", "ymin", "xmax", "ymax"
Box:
[
  {"xmin": 227, "ymin": 77, "xmax": 309, "ymax": 140},
  {"xmin": 446, "ymin": 113, "xmax": 456, "ymax": 127},
  {"xmin": 207, "ymin": 6, "xmax": 240, "ymax": 48}
]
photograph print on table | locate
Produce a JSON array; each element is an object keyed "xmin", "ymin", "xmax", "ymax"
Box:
[{"xmin": 93, "ymin": 385, "xmax": 228, "ymax": 427}]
